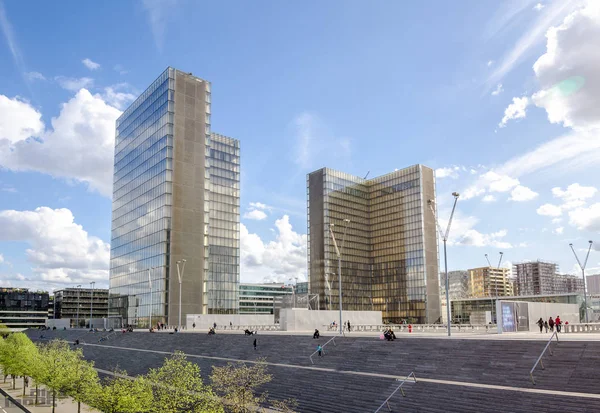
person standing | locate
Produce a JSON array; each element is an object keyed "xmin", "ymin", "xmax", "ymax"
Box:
[
  {"xmin": 253, "ymin": 338, "xmax": 257, "ymax": 351},
  {"xmin": 544, "ymin": 320, "xmax": 549, "ymax": 333},
  {"xmin": 192, "ymin": 322, "xmax": 196, "ymax": 330},
  {"xmin": 555, "ymin": 315, "xmax": 562, "ymax": 333},
  {"xmin": 536, "ymin": 318, "xmax": 544, "ymax": 333},
  {"xmin": 347, "ymin": 320, "xmax": 351, "ymax": 332},
  {"xmin": 317, "ymin": 344, "xmax": 323, "ymax": 357},
  {"xmin": 548, "ymin": 317, "xmax": 555, "ymax": 332}
]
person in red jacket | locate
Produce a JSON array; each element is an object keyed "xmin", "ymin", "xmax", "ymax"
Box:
[{"xmin": 555, "ymin": 315, "xmax": 562, "ymax": 333}]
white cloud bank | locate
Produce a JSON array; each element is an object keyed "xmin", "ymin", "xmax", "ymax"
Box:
[
  {"xmin": 82, "ymin": 58, "xmax": 100, "ymax": 70},
  {"xmin": 0, "ymin": 89, "xmax": 121, "ymax": 197},
  {"xmin": 499, "ymin": 96, "xmax": 530, "ymax": 127},
  {"xmin": 0, "ymin": 207, "xmax": 110, "ymax": 287}
]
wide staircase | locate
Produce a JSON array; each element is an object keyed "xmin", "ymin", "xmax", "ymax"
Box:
[{"xmin": 24, "ymin": 330, "xmax": 600, "ymax": 412}]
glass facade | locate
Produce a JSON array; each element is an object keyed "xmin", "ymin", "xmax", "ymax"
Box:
[
  {"xmin": 110, "ymin": 68, "xmax": 174, "ymax": 328},
  {"xmin": 307, "ymin": 165, "xmax": 440, "ymax": 324},
  {"xmin": 239, "ymin": 283, "xmax": 292, "ymax": 315},
  {"xmin": 207, "ymin": 133, "xmax": 240, "ymax": 313},
  {"xmin": 109, "ymin": 68, "xmax": 240, "ymax": 327}
]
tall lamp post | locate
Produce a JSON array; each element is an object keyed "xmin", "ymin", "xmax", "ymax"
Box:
[
  {"xmin": 329, "ymin": 219, "xmax": 350, "ymax": 335},
  {"xmin": 570, "ymin": 241, "xmax": 593, "ymax": 323},
  {"xmin": 76, "ymin": 285, "xmax": 82, "ymax": 328},
  {"xmin": 148, "ymin": 267, "xmax": 155, "ymax": 330},
  {"xmin": 176, "ymin": 259, "xmax": 186, "ymax": 329},
  {"xmin": 427, "ymin": 192, "xmax": 460, "ymax": 337},
  {"xmin": 485, "ymin": 252, "xmax": 504, "ymax": 323},
  {"xmin": 89, "ymin": 281, "xmax": 95, "ymax": 329}
]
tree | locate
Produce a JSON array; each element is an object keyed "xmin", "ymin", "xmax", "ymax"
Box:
[
  {"xmin": 211, "ymin": 359, "xmax": 273, "ymax": 413},
  {"xmin": 0, "ymin": 332, "xmax": 38, "ymax": 393},
  {"xmin": 37, "ymin": 340, "xmax": 78, "ymax": 413},
  {"xmin": 63, "ymin": 347, "xmax": 100, "ymax": 413},
  {"xmin": 0, "ymin": 323, "xmax": 10, "ymax": 338},
  {"xmin": 145, "ymin": 351, "xmax": 223, "ymax": 413},
  {"xmin": 88, "ymin": 369, "xmax": 153, "ymax": 413}
]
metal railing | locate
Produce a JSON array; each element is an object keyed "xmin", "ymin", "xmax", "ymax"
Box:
[
  {"xmin": 340, "ymin": 323, "xmax": 497, "ymax": 334},
  {"xmin": 530, "ymin": 331, "xmax": 559, "ymax": 385},
  {"xmin": 373, "ymin": 371, "xmax": 417, "ymax": 412},
  {"xmin": 309, "ymin": 336, "xmax": 337, "ymax": 364}
]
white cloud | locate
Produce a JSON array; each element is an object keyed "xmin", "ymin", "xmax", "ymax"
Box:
[
  {"xmin": 292, "ymin": 112, "xmax": 351, "ymax": 170},
  {"xmin": 552, "ymin": 183, "xmax": 597, "ymax": 210},
  {"xmin": 460, "ymin": 229, "xmax": 513, "ymax": 249},
  {"xmin": 553, "ymin": 226, "xmax": 564, "ymax": 234},
  {"xmin": 537, "ymin": 203, "xmax": 563, "ymax": 217},
  {"xmin": 569, "ymin": 203, "xmax": 600, "ymax": 232},
  {"xmin": 102, "ymin": 84, "xmax": 137, "ymax": 110},
  {"xmin": 0, "ymin": 95, "xmax": 44, "ymax": 144},
  {"xmin": 491, "ymin": 83, "xmax": 504, "ymax": 96},
  {"xmin": 0, "ymin": 1, "xmax": 25, "ymax": 76},
  {"xmin": 0, "ymin": 207, "xmax": 109, "ymax": 287},
  {"xmin": 82, "ymin": 58, "xmax": 100, "ymax": 70},
  {"xmin": 0, "ymin": 254, "xmax": 3, "ymax": 264},
  {"xmin": 55, "ymin": 76, "xmax": 94, "ymax": 92},
  {"xmin": 482, "ymin": 195, "xmax": 497, "ymax": 203},
  {"xmin": 436, "ymin": 166, "xmax": 461, "ymax": 179},
  {"xmin": 25, "ymin": 71, "xmax": 45, "ymax": 81},
  {"xmin": 479, "ymin": 171, "xmax": 520, "ymax": 195},
  {"xmin": 552, "ymin": 217, "xmax": 562, "ymax": 224},
  {"xmin": 487, "ymin": 60, "xmax": 494, "ymax": 67},
  {"xmin": 534, "ymin": 3, "xmax": 545, "ymax": 11},
  {"xmin": 243, "ymin": 210, "xmax": 267, "ymax": 221},
  {"xmin": 249, "ymin": 202, "xmax": 272, "ymax": 211},
  {"xmin": 0, "ymin": 89, "xmax": 120, "ymax": 197},
  {"xmin": 142, "ymin": 0, "xmax": 178, "ymax": 51},
  {"xmin": 241, "ymin": 216, "xmax": 307, "ymax": 283},
  {"xmin": 532, "ymin": 2, "xmax": 600, "ymax": 132},
  {"xmin": 499, "ymin": 96, "xmax": 530, "ymax": 127},
  {"xmin": 509, "ymin": 185, "xmax": 539, "ymax": 201}
]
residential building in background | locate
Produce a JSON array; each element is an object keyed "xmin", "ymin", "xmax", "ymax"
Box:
[
  {"xmin": 296, "ymin": 281, "xmax": 309, "ymax": 295},
  {"xmin": 239, "ymin": 283, "xmax": 292, "ymax": 315},
  {"xmin": 0, "ymin": 288, "xmax": 49, "ymax": 329},
  {"xmin": 468, "ymin": 267, "xmax": 513, "ymax": 298},
  {"xmin": 555, "ymin": 274, "xmax": 584, "ymax": 294},
  {"xmin": 307, "ymin": 165, "xmax": 439, "ymax": 324},
  {"xmin": 109, "ymin": 68, "xmax": 240, "ymax": 327},
  {"xmin": 587, "ymin": 274, "xmax": 600, "ymax": 294},
  {"xmin": 54, "ymin": 288, "xmax": 109, "ymax": 327},
  {"xmin": 440, "ymin": 270, "xmax": 469, "ymax": 300},
  {"xmin": 513, "ymin": 261, "xmax": 558, "ymax": 296}
]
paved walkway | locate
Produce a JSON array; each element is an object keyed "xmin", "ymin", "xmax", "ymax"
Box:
[
  {"xmin": 0, "ymin": 379, "xmax": 99, "ymax": 413},
  {"xmin": 84, "ymin": 342, "xmax": 600, "ymax": 401}
]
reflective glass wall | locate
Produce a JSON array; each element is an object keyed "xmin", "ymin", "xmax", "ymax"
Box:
[{"xmin": 110, "ymin": 68, "xmax": 174, "ymax": 327}]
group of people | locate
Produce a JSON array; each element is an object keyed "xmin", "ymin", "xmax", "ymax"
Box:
[
  {"xmin": 383, "ymin": 328, "xmax": 397, "ymax": 341},
  {"xmin": 329, "ymin": 320, "xmax": 352, "ymax": 331},
  {"xmin": 536, "ymin": 316, "xmax": 564, "ymax": 333}
]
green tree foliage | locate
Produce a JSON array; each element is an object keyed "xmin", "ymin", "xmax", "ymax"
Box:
[
  {"xmin": 88, "ymin": 369, "xmax": 153, "ymax": 413},
  {"xmin": 211, "ymin": 359, "xmax": 273, "ymax": 413},
  {"xmin": 0, "ymin": 323, "xmax": 10, "ymax": 337},
  {"xmin": 145, "ymin": 351, "xmax": 223, "ymax": 413},
  {"xmin": 0, "ymin": 332, "xmax": 38, "ymax": 392},
  {"xmin": 63, "ymin": 347, "xmax": 100, "ymax": 413},
  {"xmin": 37, "ymin": 340, "xmax": 79, "ymax": 413}
]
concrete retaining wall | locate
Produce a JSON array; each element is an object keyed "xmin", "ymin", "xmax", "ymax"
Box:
[
  {"xmin": 186, "ymin": 314, "xmax": 274, "ymax": 330},
  {"xmin": 279, "ymin": 309, "xmax": 382, "ymax": 331}
]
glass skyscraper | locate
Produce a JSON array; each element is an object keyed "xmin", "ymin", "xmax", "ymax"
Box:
[
  {"xmin": 307, "ymin": 165, "xmax": 439, "ymax": 324},
  {"xmin": 109, "ymin": 68, "xmax": 239, "ymax": 327}
]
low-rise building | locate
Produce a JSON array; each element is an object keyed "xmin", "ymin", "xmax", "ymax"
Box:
[
  {"xmin": 239, "ymin": 283, "xmax": 292, "ymax": 315},
  {"xmin": 0, "ymin": 288, "xmax": 49, "ymax": 329},
  {"xmin": 54, "ymin": 287, "xmax": 109, "ymax": 327}
]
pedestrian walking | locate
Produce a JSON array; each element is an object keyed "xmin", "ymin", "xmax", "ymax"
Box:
[
  {"xmin": 555, "ymin": 315, "xmax": 562, "ymax": 333},
  {"xmin": 548, "ymin": 317, "xmax": 555, "ymax": 332},
  {"xmin": 230, "ymin": 321, "xmax": 233, "ymax": 329},
  {"xmin": 317, "ymin": 344, "xmax": 323, "ymax": 357},
  {"xmin": 214, "ymin": 322, "xmax": 217, "ymax": 330},
  {"xmin": 253, "ymin": 338, "xmax": 257, "ymax": 351},
  {"xmin": 536, "ymin": 317, "xmax": 544, "ymax": 333},
  {"xmin": 192, "ymin": 322, "xmax": 196, "ymax": 330},
  {"xmin": 544, "ymin": 320, "xmax": 549, "ymax": 333},
  {"xmin": 347, "ymin": 320, "xmax": 351, "ymax": 332}
]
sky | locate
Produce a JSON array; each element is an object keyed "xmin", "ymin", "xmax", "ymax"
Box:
[{"xmin": 1, "ymin": 0, "xmax": 600, "ymax": 292}]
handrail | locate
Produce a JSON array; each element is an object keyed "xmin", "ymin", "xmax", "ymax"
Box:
[
  {"xmin": 530, "ymin": 331, "xmax": 559, "ymax": 385},
  {"xmin": 309, "ymin": 336, "xmax": 337, "ymax": 364},
  {"xmin": 373, "ymin": 371, "xmax": 417, "ymax": 412}
]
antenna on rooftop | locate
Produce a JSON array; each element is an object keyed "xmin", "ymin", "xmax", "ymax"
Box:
[{"xmin": 363, "ymin": 171, "xmax": 370, "ymax": 180}]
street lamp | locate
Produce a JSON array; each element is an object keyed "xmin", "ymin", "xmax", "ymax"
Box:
[
  {"xmin": 90, "ymin": 281, "xmax": 95, "ymax": 329},
  {"xmin": 148, "ymin": 267, "xmax": 155, "ymax": 330},
  {"xmin": 76, "ymin": 285, "xmax": 82, "ymax": 328},
  {"xmin": 329, "ymin": 219, "xmax": 350, "ymax": 335},
  {"xmin": 570, "ymin": 241, "xmax": 593, "ymax": 323},
  {"xmin": 485, "ymin": 252, "xmax": 504, "ymax": 323},
  {"xmin": 427, "ymin": 192, "xmax": 460, "ymax": 337},
  {"xmin": 176, "ymin": 259, "xmax": 187, "ymax": 329}
]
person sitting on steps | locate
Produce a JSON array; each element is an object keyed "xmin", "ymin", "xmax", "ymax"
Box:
[{"xmin": 313, "ymin": 329, "xmax": 320, "ymax": 339}]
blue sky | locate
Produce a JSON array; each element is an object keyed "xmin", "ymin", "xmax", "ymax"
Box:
[{"xmin": 1, "ymin": 0, "xmax": 600, "ymax": 291}]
